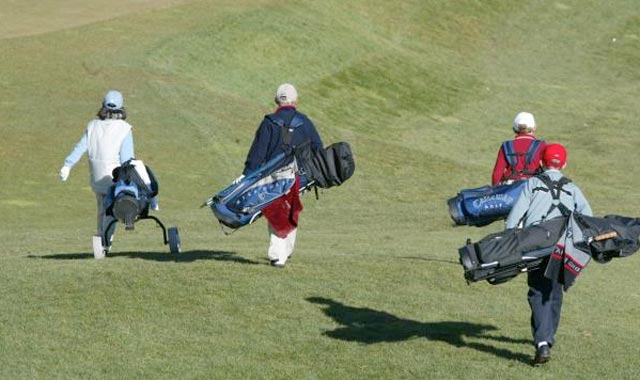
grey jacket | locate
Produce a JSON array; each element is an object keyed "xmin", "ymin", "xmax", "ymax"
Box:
[{"xmin": 505, "ymin": 169, "xmax": 592, "ymax": 229}]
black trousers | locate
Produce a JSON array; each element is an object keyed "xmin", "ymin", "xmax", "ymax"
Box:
[{"xmin": 527, "ymin": 265, "xmax": 563, "ymax": 346}]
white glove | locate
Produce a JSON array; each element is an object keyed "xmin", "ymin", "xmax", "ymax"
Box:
[
  {"xmin": 150, "ymin": 197, "xmax": 159, "ymax": 211},
  {"xmin": 232, "ymin": 174, "xmax": 245, "ymax": 185},
  {"xmin": 59, "ymin": 165, "xmax": 71, "ymax": 181}
]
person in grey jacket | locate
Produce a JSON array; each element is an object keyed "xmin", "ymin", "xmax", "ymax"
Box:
[{"xmin": 505, "ymin": 143, "xmax": 592, "ymax": 365}]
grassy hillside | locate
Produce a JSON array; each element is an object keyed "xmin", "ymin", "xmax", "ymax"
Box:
[{"xmin": 1, "ymin": 0, "xmax": 639, "ymax": 379}]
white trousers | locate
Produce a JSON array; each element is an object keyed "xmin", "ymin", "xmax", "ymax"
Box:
[
  {"xmin": 267, "ymin": 225, "xmax": 297, "ymax": 264},
  {"xmin": 95, "ymin": 193, "xmax": 116, "ymax": 246}
]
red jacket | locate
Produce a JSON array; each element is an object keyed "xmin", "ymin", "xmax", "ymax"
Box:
[{"xmin": 491, "ymin": 134, "xmax": 546, "ymax": 185}]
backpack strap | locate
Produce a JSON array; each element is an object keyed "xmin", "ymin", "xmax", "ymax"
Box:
[
  {"xmin": 532, "ymin": 173, "xmax": 573, "ymax": 219},
  {"xmin": 501, "ymin": 141, "xmax": 519, "ymax": 170},
  {"xmin": 502, "ymin": 139, "xmax": 544, "ymax": 180},
  {"xmin": 266, "ymin": 113, "xmax": 304, "ymax": 152},
  {"xmin": 524, "ymin": 139, "xmax": 544, "ymax": 167}
]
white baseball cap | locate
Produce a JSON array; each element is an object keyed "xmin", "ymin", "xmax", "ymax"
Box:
[
  {"xmin": 512, "ymin": 111, "xmax": 536, "ymax": 133},
  {"xmin": 103, "ymin": 90, "xmax": 124, "ymax": 110},
  {"xmin": 275, "ymin": 83, "xmax": 298, "ymax": 105}
]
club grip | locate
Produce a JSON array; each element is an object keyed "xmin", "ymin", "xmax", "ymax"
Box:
[{"xmin": 593, "ymin": 231, "xmax": 618, "ymax": 241}]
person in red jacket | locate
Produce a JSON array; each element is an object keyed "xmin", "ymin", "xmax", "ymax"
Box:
[{"xmin": 491, "ymin": 112, "xmax": 546, "ymax": 186}]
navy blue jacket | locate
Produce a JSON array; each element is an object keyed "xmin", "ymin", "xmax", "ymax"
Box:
[{"xmin": 243, "ymin": 106, "xmax": 323, "ymax": 175}]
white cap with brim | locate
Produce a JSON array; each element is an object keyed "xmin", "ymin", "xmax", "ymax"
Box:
[
  {"xmin": 104, "ymin": 90, "xmax": 124, "ymax": 110},
  {"xmin": 275, "ymin": 83, "xmax": 298, "ymax": 105},
  {"xmin": 512, "ymin": 111, "xmax": 536, "ymax": 133}
]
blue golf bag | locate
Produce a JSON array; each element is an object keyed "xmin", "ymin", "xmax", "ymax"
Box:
[
  {"xmin": 106, "ymin": 161, "xmax": 158, "ymax": 228},
  {"xmin": 204, "ymin": 153, "xmax": 305, "ymax": 230},
  {"xmin": 103, "ymin": 160, "xmax": 180, "ymax": 254},
  {"xmin": 447, "ymin": 180, "xmax": 527, "ymax": 227},
  {"xmin": 204, "ymin": 141, "xmax": 355, "ymax": 231}
]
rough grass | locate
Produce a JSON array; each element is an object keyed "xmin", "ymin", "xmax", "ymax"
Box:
[{"xmin": 1, "ymin": 0, "xmax": 640, "ymax": 379}]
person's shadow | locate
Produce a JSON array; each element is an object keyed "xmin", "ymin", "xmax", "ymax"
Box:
[
  {"xmin": 307, "ymin": 297, "xmax": 531, "ymax": 364},
  {"xmin": 28, "ymin": 250, "xmax": 259, "ymax": 264}
]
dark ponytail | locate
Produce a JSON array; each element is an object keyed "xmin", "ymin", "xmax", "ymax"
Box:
[{"xmin": 97, "ymin": 106, "xmax": 127, "ymax": 120}]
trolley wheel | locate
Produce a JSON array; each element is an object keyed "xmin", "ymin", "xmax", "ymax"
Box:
[{"xmin": 168, "ymin": 227, "xmax": 181, "ymax": 253}]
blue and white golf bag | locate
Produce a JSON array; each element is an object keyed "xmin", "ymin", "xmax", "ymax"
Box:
[
  {"xmin": 204, "ymin": 141, "xmax": 355, "ymax": 231},
  {"xmin": 105, "ymin": 160, "xmax": 158, "ymax": 229},
  {"xmin": 447, "ymin": 180, "xmax": 526, "ymax": 227},
  {"xmin": 205, "ymin": 153, "xmax": 304, "ymax": 230}
]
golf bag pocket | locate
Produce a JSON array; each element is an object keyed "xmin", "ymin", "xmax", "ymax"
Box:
[{"xmin": 294, "ymin": 141, "xmax": 355, "ymax": 189}]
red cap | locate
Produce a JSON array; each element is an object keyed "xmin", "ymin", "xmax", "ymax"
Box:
[{"xmin": 543, "ymin": 143, "xmax": 567, "ymax": 168}]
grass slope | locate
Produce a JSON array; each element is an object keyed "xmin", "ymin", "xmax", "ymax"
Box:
[{"xmin": 1, "ymin": 0, "xmax": 639, "ymax": 379}]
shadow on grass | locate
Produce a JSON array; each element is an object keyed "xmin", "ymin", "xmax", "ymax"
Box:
[
  {"xmin": 307, "ymin": 297, "xmax": 532, "ymax": 364},
  {"xmin": 27, "ymin": 250, "xmax": 259, "ymax": 264}
]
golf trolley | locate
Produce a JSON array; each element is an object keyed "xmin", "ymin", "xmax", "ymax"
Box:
[{"xmin": 91, "ymin": 160, "xmax": 181, "ymax": 258}]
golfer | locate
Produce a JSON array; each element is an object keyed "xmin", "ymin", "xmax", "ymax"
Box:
[
  {"xmin": 506, "ymin": 143, "xmax": 592, "ymax": 365},
  {"xmin": 235, "ymin": 83, "xmax": 323, "ymax": 268},
  {"xmin": 60, "ymin": 90, "xmax": 147, "ymax": 251},
  {"xmin": 492, "ymin": 112, "xmax": 546, "ymax": 185}
]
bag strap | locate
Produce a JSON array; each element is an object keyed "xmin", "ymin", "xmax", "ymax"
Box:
[
  {"xmin": 532, "ymin": 174, "xmax": 573, "ymax": 219},
  {"xmin": 524, "ymin": 139, "xmax": 544, "ymax": 166},
  {"xmin": 267, "ymin": 113, "xmax": 304, "ymax": 153},
  {"xmin": 502, "ymin": 139, "xmax": 545, "ymax": 179},
  {"xmin": 501, "ymin": 141, "xmax": 519, "ymax": 169}
]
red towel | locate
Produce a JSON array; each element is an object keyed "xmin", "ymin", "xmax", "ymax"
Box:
[{"xmin": 262, "ymin": 176, "xmax": 303, "ymax": 238}]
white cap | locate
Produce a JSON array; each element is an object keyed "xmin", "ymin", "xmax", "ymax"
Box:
[
  {"xmin": 275, "ymin": 83, "xmax": 298, "ymax": 105},
  {"xmin": 103, "ymin": 90, "xmax": 124, "ymax": 110},
  {"xmin": 512, "ymin": 112, "xmax": 536, "ymax": 133}
]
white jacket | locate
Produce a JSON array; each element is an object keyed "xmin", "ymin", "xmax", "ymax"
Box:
[{"xmin": 87, "ymin": 119, "xmax": 132, "ymax": 193}]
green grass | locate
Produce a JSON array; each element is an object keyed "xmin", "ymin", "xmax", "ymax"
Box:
[{"xmin": 1, "ymin": 0, "xmax": 640, "ymax": 379}]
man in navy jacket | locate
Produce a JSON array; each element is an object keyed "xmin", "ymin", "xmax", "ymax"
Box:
[
  {"xmin": 236, "ymin": 84, "xmax": 323, "ymax": 268},
  {"xmin": 242, "ymin": 84, "xmax": 323, "ymax": 175}
]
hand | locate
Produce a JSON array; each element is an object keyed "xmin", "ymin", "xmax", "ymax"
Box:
[
  {"xmin": 232, "ymin": 174, "xmax": 245, "ymax": 185},
  {"xmin": 59, "ymin": 165, "xmax": 71, "ymax": 181},
  {"xmin": 150, "ymin": 197, "xmax": 159, "ymax": 211}
]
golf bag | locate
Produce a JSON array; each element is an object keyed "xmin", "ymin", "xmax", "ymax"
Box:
[
  {"xmin": 459, "ymin": 214, "xmax": 640, "ymax": 285},
  {"xmin": 206, "ymin": 153, "xmax": 299, "ymax": 230},
  {"xmin": 105, "ymin": 160, "xmax": 158, "ymax": 229},
  {"xmin": 205, "ymin": 142, "xmax": 355, "ymax": 231},
  {"xmin": 459, "ymin": 217, "xmax": 567, "ymax": 284},
  {"xmin": 448, "ymin": 180, "xmax": 527, "ymax": 227},
  {"xmin": 99, "ymin": 159, "xmax": 180, "ymax": 256}
]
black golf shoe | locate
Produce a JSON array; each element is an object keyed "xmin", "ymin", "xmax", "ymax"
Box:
[{"xmin": 533, "ymin": 344, "xmax": 551, "ymax": 366}]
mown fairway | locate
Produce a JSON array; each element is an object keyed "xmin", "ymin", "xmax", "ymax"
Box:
[{"xmin": 1, "ymin": 1, "xmax": 639, "ymax": 379}]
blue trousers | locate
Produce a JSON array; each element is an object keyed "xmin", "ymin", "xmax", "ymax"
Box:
[{"xmin": 527, "ymin": 266, "xmax": 563, "ymax": 346}]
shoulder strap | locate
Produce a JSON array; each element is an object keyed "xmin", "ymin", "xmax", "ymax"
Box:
[
  {"xmin": 524, "ymin": 139, "xmax": 544, "ymax": 166},
  {"xmin": 266, "ymin": 112, "xmax": 305, "ymax": 154},
  {"xmin": 532, "ymin": 174, "xmax": 573, "ymax": 218},
  {"xmin": 503, "ymin": 139, "xmax": 544, "ymax": 179},
  {"xmin": 283, "ymin": 114, "xmax": 304, "ymax": 147},
  {"xmin": 501, "ymin": 141, "xmax": 519, "ymax": 169}
]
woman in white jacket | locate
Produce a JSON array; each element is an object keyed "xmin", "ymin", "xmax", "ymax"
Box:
[{"xmin": 60, "ymin": 90, "xmax": 138, "ymax": 251}]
